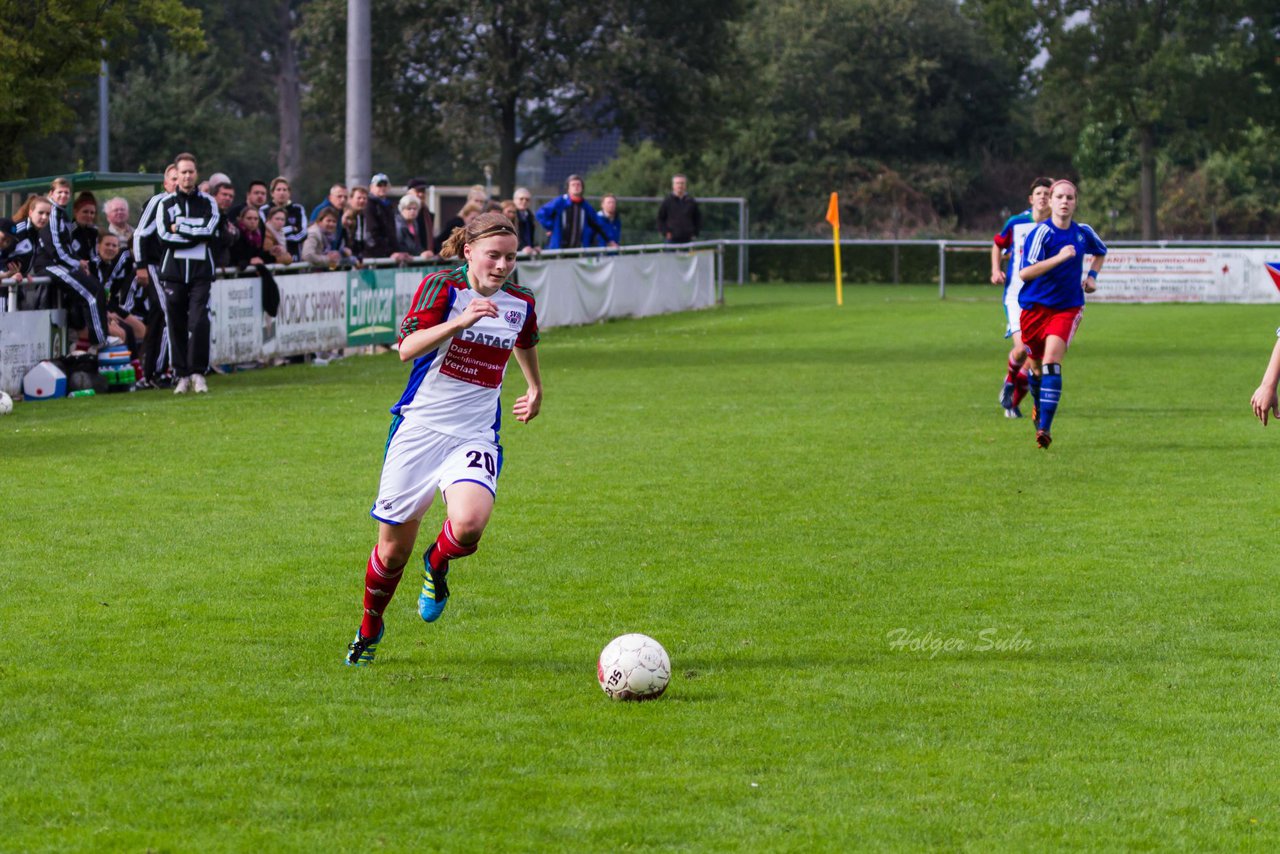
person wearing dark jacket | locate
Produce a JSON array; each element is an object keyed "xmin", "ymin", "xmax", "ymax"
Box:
[
  {"xmin": 0, "ymin": 216, "xmax": 18, "ymax": 277},
  {"xmin": 209, "ymin": 179, "xmax": 239, "ymax": 270},
  {"xmin": 6, "ymin": 196, "xmax": 51, "ymax": 309},
  {"xmin": 344, "ymin": 186, "xmax": 369, "ymax": 261},
  {"xmin": 89, "ymin": 233, "xmax": 135, "ymax": 312},
  {"xmin": 512, "ymin": 187, "xmax": 540, "ymax": 254},
  {"xmin": 133, "ymin": 164, "xmax": 178, "ymax": 387},
  {"xmin": 364, "ymin": 173, "xmax": 399, "ymax": 259},
  {"xmin": 36, "ymin": 178, "xmax": 112, "ymax": 350},
  {"xmin": 589, "ymin": 194, "xmax": 622, "ymax": 248},
  {"xmin": 258, "ymin": 176, "xmax": 308, "ymax": 260},
  {"xmin": 406, "ymin": 176, "xmax": 436, "ymax": 257},
  {"xmin": 656, "ymin": 174, "xmax": 702, "ymax": 244},
  {"xmin": 395, "ymin": 194, "xmax": 432, "ymax": 259},
  {"xmin": 159, "ymin": 153, "xmax": 220, "ymax": 394},
  {"xmin": 90, "ymin": 231, "xmax": 145, "ymax": 353},
  {"xmin": 71, "ymin": 193, "xmax": 100, "ymax": 262}
]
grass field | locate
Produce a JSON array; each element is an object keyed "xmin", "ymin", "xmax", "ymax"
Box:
[{"xmin": 4, "ymin": 283, "xmax": 1280, "ymax": 851}]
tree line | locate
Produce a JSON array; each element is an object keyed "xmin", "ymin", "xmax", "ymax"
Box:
[{"xmin": 2, "ymin": 0, "xmax": 1276, "ymax": 238}]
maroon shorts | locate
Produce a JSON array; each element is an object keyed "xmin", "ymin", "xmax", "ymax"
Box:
[{"xmin": 1020, "ymin": 305, "xmax": 1083, "ymax": 362}]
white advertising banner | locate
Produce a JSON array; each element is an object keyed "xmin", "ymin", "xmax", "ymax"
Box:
[
  {"xmin": 0, "ymin": 310, "xmax": 57, "ymax": 396},
  {"xmin": 518, "ymin": 250, "xmax": 717, "ymax": 327},
  {"xmin": 209, "ymin": 277, "xmax": 264, "ymax": 364},
  {"xmin": 265, "ymin": 272, "xmax": 348, "ymax": 355},
  {"xmin": 1086, "ymin": 248, "xmax": 1280, "ymax": 303}
]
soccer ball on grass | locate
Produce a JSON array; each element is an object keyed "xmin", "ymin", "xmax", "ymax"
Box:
[
  {"xmin": 597, "ymin": 633, "xmax": 671, "ymax": 701},
  {"xmin": 0, "ymin": 391, "xmax": 12, "ymax": 415}
]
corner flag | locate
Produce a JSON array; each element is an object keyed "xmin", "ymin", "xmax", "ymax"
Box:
[{"xmin": 826, "ymin": 192, "xmax": 843, "ymax": 306}]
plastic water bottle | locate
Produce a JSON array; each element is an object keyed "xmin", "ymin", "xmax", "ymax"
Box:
[{"xmin": 69, "ymin": 389, "xmax": 95, "ymax": 398}]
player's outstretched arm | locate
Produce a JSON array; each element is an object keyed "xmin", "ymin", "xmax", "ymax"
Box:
[
  {"xmin": 398, "ymin": 298, "xmax": 499, "ymax": 362},
  {"xmin": 1251, "ymin": 336, "xmax": 1280, "ymax": 426},
  {"xmin": 512, "ymin": 346, "xmax": 542, "ymax": 424}
]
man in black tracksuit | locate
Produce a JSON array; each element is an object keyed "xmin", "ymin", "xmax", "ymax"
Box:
[
  {"xmin": 133, "ymin": 164, "xmax": 178, "ymax": 387},
  {"xmin": 656, "ymin": 173, "xmax": 702, "ymax": 245},
  {"xmin": 158, "ymin": 153, "xmax": 220, "ymax": 394}
]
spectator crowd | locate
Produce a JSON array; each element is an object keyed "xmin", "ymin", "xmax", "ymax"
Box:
[{"xmin": 0, "ymin": 158, "xmax": 702, "ymax": 394}]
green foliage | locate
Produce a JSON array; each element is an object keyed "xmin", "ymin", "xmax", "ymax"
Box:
[
  {"xmin": 0, "ymin": 0, "xmax": 203, "ymax": 178},
  {"xmin": 106, "ymin": 44, "xmax": 276, "ymax": 180},
  {"xmin": 297, "ymin": 0, "xmax": 743, "ymax": 196},
  {"xmin": 1037, "ymin": 0, "xmax": 1279, "ymax": 236},
  {"xmin": 5, "ymin": 287, "xmax": 1280, "ymax": 848},
  {"xmin": 585, "ymin": 141, "xmax": 674, "ymax": 198},
  {"xmin": 673, "ymin": 0, "xmax": 1021, "ymax": 235},
  {"xmin": 1160, "ymin": 122, "xmax": 1280, "ymax": 237}
]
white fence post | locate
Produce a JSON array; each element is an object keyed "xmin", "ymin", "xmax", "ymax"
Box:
[{"xmin": 938, "ymin": 241, "xmax": 947, "ymax": 299}]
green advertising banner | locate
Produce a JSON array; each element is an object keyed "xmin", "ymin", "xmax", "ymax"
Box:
[{"xmin": 346, "ymin": 268, "xmax": 398, "ymax": 345}]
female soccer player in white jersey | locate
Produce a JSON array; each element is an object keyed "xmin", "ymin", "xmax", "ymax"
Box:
[
  {"xmin": 346, "ymin": 211, "xmax": 543, "ymax": 665},
  {"xmin": 991, "ymin": 177, "xmax": 1053, "ymax": 418},
  {"xmin": 1017, "ymin": 179, "xmax": 1106, "ymax": 449}
]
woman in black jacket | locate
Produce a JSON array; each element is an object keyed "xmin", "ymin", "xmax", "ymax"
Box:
[{"xmin": 394, "ymin": 194, "xmax": 432, "ymax": 260}]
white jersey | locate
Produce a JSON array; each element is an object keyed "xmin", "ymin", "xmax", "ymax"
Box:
[
  {"xmin": 391, "ymin": 266, "xmax": 539, "ymax": 443},
  {"xmin": 995, "ymin": 210, "xmax": 1043, "ymax": 336}
]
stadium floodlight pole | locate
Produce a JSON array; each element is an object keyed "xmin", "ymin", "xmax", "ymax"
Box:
[
  {"xmin": 98, "ymin": 47, "xmax": 109, "ymax": 172},
  {"xmin": 345, "ymin": 0, "xmax": 372, "ymax": 193}
]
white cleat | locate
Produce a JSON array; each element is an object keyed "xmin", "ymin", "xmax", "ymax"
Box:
[
  {"xmin": 191, "ymin": 374, "xmax": 209, "ymax": 394},
  {"xmin": 173, "ymin": 377, "xmax": 191, "ymax": 395}
]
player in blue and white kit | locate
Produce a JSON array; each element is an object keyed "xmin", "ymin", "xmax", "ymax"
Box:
[
  {"xmin": 991, "ymin": 178, "xmax": 1053, "ymax": 418},
  {"xmin": 1018, "ymin": 179, "xmax": 1107, "ymax": 449},
  {"xmin": 345, "ymin": 211, "xmax": 544, "ymax": 666}
]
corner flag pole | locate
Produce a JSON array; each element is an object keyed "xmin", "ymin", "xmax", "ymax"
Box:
[{"xmin": 826, "ymin": 192, "xmax": 843, "ymax": 306}]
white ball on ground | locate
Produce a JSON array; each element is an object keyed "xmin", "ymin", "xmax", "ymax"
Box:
[
  {"xmin": 597, "ymin": 633, "xmax": 671, "ymax": 701},
  {"xmin": 0, "ymin": 391, "xmax": 12, "ymax": 415}
]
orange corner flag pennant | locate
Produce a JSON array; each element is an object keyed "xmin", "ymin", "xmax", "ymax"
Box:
[{"xmin": 827, "ymin": 192, "xmax": 843, "ymax": 306}]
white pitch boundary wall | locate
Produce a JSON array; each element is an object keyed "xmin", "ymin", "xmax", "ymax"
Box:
[{"xmin": 0, "ymin": 250, "xmax": 717, "ymax": 397}]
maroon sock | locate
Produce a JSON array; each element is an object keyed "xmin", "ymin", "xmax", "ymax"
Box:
[
  {"xmin": 1012, "ymin": 370, "xmax": 1030, "ymax": 407},
  {"xmin": 429, "ymin": 519, "xmax": 479, "ymax": 571},
  {"xmin": 1004, "ymin": 357, "xmax": 1023, "ymax": 386},
  {"xmin": 360, "ymin": 547, "xmax": 404, "ymax": 639}
]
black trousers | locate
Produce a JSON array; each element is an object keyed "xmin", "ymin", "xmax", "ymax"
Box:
[
  {"xmin": 45, "ymin": 265, "xmax": 111, "ymax": 347},
  {"xmin": 161, "ymin": 278, "xmax": 211, "ymax": 378},
  {"xmin": 142, "ymin": 268, "xmax": 169, "ymax": 380}
]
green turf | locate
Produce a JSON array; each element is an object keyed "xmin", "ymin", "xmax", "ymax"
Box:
[{"xmin": 3, "ymin": 283, "xmax": 1279, "ymax": 851}]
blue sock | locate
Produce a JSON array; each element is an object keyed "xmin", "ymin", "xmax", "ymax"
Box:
[
  {"xmin": 1029, "ymin": 372, "xmax": 1042, "ymax": 409},
  {"xmin": 1039, "ymin": 363, "xmax": 1062, "ymax": 432}
]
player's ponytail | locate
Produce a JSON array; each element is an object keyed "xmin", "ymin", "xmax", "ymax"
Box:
[{"xmin": 439, "ymin": 211, "xmax": 517, "ymax": 259}]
